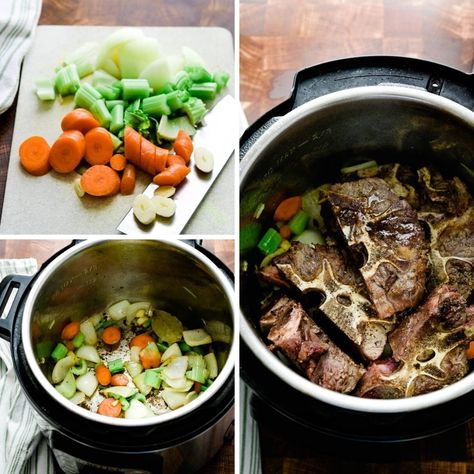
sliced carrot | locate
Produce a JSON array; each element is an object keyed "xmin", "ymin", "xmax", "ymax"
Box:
[
  {"xmin": 85, "ymin": 127, "xmax": 114, "ymax": 165},
  {"xmin": 274, "ymin": 196, "xmax": 302, "ymax": 221},
  {"xmin": 124, "ymin": 127, "xmax": 141, "ymax": 166},
  {"xmin": 65, "ymin": 341, "xmax": 74, "ymax": 351},
  {"xmin": 139, "ymin": 342, "xmax": 161, "ymax": 369},
  {"xmin": 173, "ymin": 129, "xmax": 193, "ymax": 164},
  {"xmin": 280, "ymin": 225, "xmax": 292, "ymax": 240},
  {"xmin": 120, "ymin": 164, "xmax": 136, "ymax": 195},
  {"xmin": 110, "ymin": 373, "xmax": 129, "ymax": 386},
  {"xmin": 110, "ymin": 153, "xmax": 127, "ymax": 171},
  {"xmin": 102, "ymin": 326, "xmax": 121, "ymax": 345},
  {"xmin": 96, "ymin": 364, "xmax": 112, "ymax": 386},
  {"xmin": 155, "ymin": 147, "xmax": 168, "ymax": 172},
  {"xmin": 140, "ymin": 136, "xmax": 157, "ymax": 175},
  {"xmin": 194, "ymin": 381, "xmax": 201, "ymax": 393},
  {"xmin": 467, "ymin": 342, "xmax": 474, "ymax": 359},
  {"xmin": 61, "ymin": 109, "xmax": 100, "ymax": 134},
  {"xmin": 80, "ymin": 165, "xmax": 120, "ymax": 197},
  {"xmin": 98, "ymin": 398, "xmax": 122, "ymax": 417},
  {"xmin": 49, "ymin": 130, "xmax": 85, "ymax": 174},
  {"xmin": 153, "ymin": 164, "xmax": 190, "ymax": 187},
  {"xmin": 129, "ymin": 333, "xmax": 155, "ymax": 350},
  {"xmin": 19, "ymin": 136, "xmax": 51, "ymax": 176},
  {"xmin": 61, "ymin": 321, "xmax": 80, "ymax": 340},
  {"xmin": 32, "ymin": 322, "xmax": 42, "ymax": 340},
  {"xmin": 167, "ymin": 154, "xmax": 186, "ymax": 167}
]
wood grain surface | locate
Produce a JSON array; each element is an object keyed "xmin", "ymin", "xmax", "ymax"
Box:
[
  {"xmin": 0, "ymin": 0, "xmax": 234, "ymax": 227},
  {"xmin": 240, "ymin": 0, "xmax": 474, "ymax": 124},
  {"xmin": 240, "ymin": 1, "xmax": 474, "ymax": 472},
  {"xmin": 0, "ymin": 238, "xmax": 234, "ymax": 473}
]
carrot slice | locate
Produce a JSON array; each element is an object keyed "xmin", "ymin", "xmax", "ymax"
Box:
[
  {"xmin": 110, "ymin": 153, "xmax": 126, "ymax": 171},
  {"xmin": 167, "ymin": 154, "xmax": 186, "ymax": 167},
  {"xmin": 124, "ymin": 127, "xmax": 141, "ymax": 167},
  {"xmin": 96, "ymin": 364, "xmax": 112, "ymax": 386},
  {"xmin": 467, "ymin": 342, "xmax": 474, "ymax": 359},
  {"xmin": 19, "ymin": 136, "xmax": 51, "ymax": 176},
  {"xmin": 140, "ymin": 136, "xmax": 157, "ymax": 175},
  {"xmin": 110, "ymin": 374, "xmax": 129, "ymax": 386},
  {"xmin": 61, "ymin": 321, "xmax": 80, "ymax": 340},
  {"xmin": 85, "ymin": 127, "xmax": 114, "ymax": 165},
  {"xmin": 120, "ymin": 164, "xmax": 136, "ymax": 195},
  {"xmin": 49, "ymin": 130, "xmax": 85, "ymax": 174},
  {"xmin": 173, "ymin": 129, "xmax": 193, "ymax": 164},
  {"xmin": 274, "ymin": 196, "xmax": 302, "ymax": 221},
  {"xmin": 153, "ymin": 164, "xmax": 190, "ymax": 187},
  {"xmin": 129, "ymin": 333, "xmax": 155, "ymax": 350},
  {"xmin": 98, "ymin": 398, "xmax": 122, "ymax": 417},
  {"xmin": 139, "ymin": 343, "xmax": 161, "ymax": 369},
  {"xmin": 61, "ymin": 108, "xmax": 100, "ymax": 134},
  {"xmin": 155, "ymin": 147, "xmax": 168, "ymax": 172},
  {"xmin": 279, "ymin": 224, "xmax": 292, "ymax": 240},
  {"xmin": 81, "ymin": 165, "xmax": 120, "ymax": 197},
  {"xmin": 102, "ymin": 326, "xmax": 121, "ymax": 345}
]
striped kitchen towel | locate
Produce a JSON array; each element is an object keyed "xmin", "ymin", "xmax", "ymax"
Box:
[
  {"xmin": 0, "ymin": 258, "xmax": 53, "ymax": 474},
  {"xmin": 0, "ymin": 0, "xmax": 42, "ymax": 114}
]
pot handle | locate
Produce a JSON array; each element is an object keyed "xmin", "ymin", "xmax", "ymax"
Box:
[{"xmin": 0, "ymin": 274, "xmax": 32, "ymax": 342}]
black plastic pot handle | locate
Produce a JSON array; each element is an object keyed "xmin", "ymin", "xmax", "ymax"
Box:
[{"xmin": 0, "ymin": 274, "xmax": 33, "ymax": 342}]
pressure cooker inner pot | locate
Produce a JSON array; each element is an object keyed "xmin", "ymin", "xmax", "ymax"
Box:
[{"xmin": 27, "ymin": 240, "xmax": 232, "ymax": 404}]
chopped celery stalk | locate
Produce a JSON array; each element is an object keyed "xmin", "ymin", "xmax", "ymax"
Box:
[
  {"xmin": 204, "ymin": 320, "xmax": 232, "ymax": 344},
  {"xmin": 35, "ymin": 78, "xmax": 55, "ymax": 101},
  {"xmin": 102, "ymin": 386, "xmax": 138, "ymax": 399},
  {"xmin": 157, "ymin": 115, "xmax": 196, "ymax": 141},
  {"xmin": 182, "ymin": 97, "xmax": 207, "ymax": 125},
  {"xmin": 72, "ymin": 332, "xmax": 85, "ymax": 348},
  {"xmin": 258, "ymin": 228, "xmax": 282, "ymax": 255},
  {"xmin": 157, "ymin": 341, "xmax": 169, "ymax": 353},
  {"xmin": 126, "ymin": 98, "xmax": 141, "ymax": 113},
  {"xmin": 260, "ymin": 244, "xmax": 289, "ymax": 268},
  {"xmin": 63, "ymin": 41, "xmax": 98, "ymax": 78},
  {"xmin": 185, "ymin": 66, "xmax": 213, "ymax": 83},
  {"xmin": 213, "ymin": 70, "xmax": 230, "ymax": 92},
  {"xmin": 142, "ymin": 94, "xmax": 171, "ymax": 117},
  {"xmin": 186, "ymin": 366, "xmax": 208, "ymax": 384},
  {"xmin": 51, "ymin": 343, "xmax": 68, "ymax": 362},
  {"xmin": 178, "ymin": 341, "xmax": 192, "ymax": 352},
  {"xmin": 121, "ymin": 78, "xmax": 152, "ymax": 100},
  {"xmin": 71, "ymin": 358, "xmax": 87, "ymax": 376},
  {"xmin": 133, "ymin": 372, "xmax": 152, "ymax": 396},
  {"xmin": 183, "ymin": 329, "xmax": 212, "ymax": 347},
  {"xmin": 52, "ymin": 355, "xmax": 74, "ymax": 383},
  {"xmin": 108, "ymin": 358, "xmax": 124, "ymax": 374},
  {"xmin": 187, "ymin": 354, "xmax": 206, "ymax": 370},
  {"xmin": 340, "ymin": 160, "xmax": 378, "ymax": 174},
  {"xmin": 109, "ymin": 132, "xmax": 123, "ymax": 151},
  {"xmin": 124, "ymin": 360, "xmax": 143, "ymax": 378},
  {"xmin": 240, "ymin": 222, "xmax": 262, "ymax": 253},
  {"xmin": 106, "ymin": 99, "xmax": 127, "ymax": 111},
  {"xmin": 75, "ymin": 83, "xmax": 102, "ymax": 110},
  {"xmin": 90, "ymin": 99, "xmax": 112, "ymax": 128},
  {"xmin": 204, "ymin": 352, "xmax": 218, "ymax": 379},
  {"xmin": 92, "ymin": 69, "xmax": 118, "ymax": 88},
  {"xmin": 156, "ymin": 83, "xmax": 174, "ymax": 94},
  {"xmin": 174, "ymin": 70, "xmax": 192, "ymax": 90},
  {"xmin": 188, "ymin": 82, "xmax": 217, "ymax": 101},
  {"xmin": 132, "ymin": 393, "xmax": 146, "ymax": 403},
  {"xmin": 120, "ymin": 397, "xmax": 130, "ymax": 411},
  {"xmin": 294, "ymin": 229, "xmax": 325, "ymax": 245},
  {"xmin": 166, "ymin": 90, "xmax": 189, "ymax": 112},
  {"xmin": 36, "ymin": 340, "xmax": 53, "ymax": 360},
  {"xmin": 144, "ymin": 369, "xmax": 161, "ymax": 389},
  {"xmin": 288, "ymin": 210, "xmax": 310, "ymax": 235},
  {"xmin": 95, "ymin": 84, "xmax": 121, "ymax": 101},
  {"xmin": 55, "ymin": 64, "xmax": 81, "ymax": 96},
  {"xmin": 151, "ymin": 310, "xmax": 183, "ymax": 344},
  {"xmin": 110, "ymin": 104, "xmax": 124, "ymax": 134},
  {"xmin": 55, "ymin": 370, "xmax": 76, "ymax": 399}
]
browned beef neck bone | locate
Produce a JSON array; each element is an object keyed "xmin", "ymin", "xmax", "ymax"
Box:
[
  {"xmin": 356, "ymin": 285, "xmax": 474, "ymax": 398},
  {"xmin": 260, "ymin": 296, "xmax": 366, "ymax": 394},
  {"xmin": 328, "ymin": 177, "xmax": 429, "ymax": 319},
  {"xmin": 274, "ymin": 242, "xmax": 391, "ymax": 361},
  {"xmin": 417, "ymin": 167, "xmax": 474, "ymax": 299}
]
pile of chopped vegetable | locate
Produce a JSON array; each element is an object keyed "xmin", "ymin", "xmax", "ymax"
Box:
[
  {"xmin": 20, "ymin": 28, "xmax": 229, "ymax": 224},
  {"xmin": 35, "ymin": 300, "xmax": 232, "ymax": 418}
]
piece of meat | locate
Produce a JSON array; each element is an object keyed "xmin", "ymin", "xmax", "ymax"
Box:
[
  {"xmin": 258, "ymin": 264, "xmax": 290, "ymax": 288},
  {"xmin": 356, "ymin": 285, "xmax": 474, "ymax": 398},
  {"xmin": 328, "ymin": 177, "xmax": 429, "ymax": 319},
  {"xmin": 417, "ymin": 167, "xmax": 474, "ymax": 299},
  {"xmin": 260, "ymin": 296, "xmax": 365, "ymax": 393},
  {"xmin": 274, "ymin": 242, "xmax": 391, "ymax": 360}
]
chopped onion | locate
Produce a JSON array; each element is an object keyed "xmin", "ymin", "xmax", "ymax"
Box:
[
  {"xmin": 204, "ymin": 352, "xmax": 218, "ymax": 379},
  {"xmin": 76, "ymin": 371, "xmax": 98, "ymax": 397},
  {"xmin": 107, "ymin": 300, "xmax": 131, "ymax": 321},
  {"xmin": 76, "ymin": 345, "xmax": 101, "ymax": 364},
  {"xmin": 162, "ymin": 390, "xmax": 188, "ymax": 410},
  {"xmin": 124, "ymin": 399, "xmax": 154, "ymax": 419},
  {"xmin": 126, "ymin": 301, "xmax": 151, "ymax": 325},
  {"xmin": 130, "ymin": 346, "xmax": 141, "ymax": 363},
  {"xmin": 124, "ymin": 360, "xmax": 143, "ymax": 378},
  {"xmin": 161, "ymin": 343, "xmax": 182, "ymax": 362},
  {"xmin": 80, "ymin": 319, "xmax": 97, "ymax": 345},
  {"xmin": 183, "ymin": 329, "xmax": 212, "ymax": 347},
  {"xmin": 204, "ymin": 320, "xmax": 232, "ymax": 344},
  {"xmin": 102, "ymin": 386, "xmax": 138, "ymax": 399},
  {"xmin": 294, "ymin": 229, "xmax": 325, "ymax": 245},
  {"xmin": 163, "ymin": 356, "xmax": 188, "ymax": 379},
  {"xmin": 69, "ymin": 391, "xmax": 86, "ymax": 405},
  {"xmin": 162, "ymin": 378, "xmax": 193, "ymax": 392},
  {"xmin": 181, "ymin": 46, "xmax": 206, "ymax": 68},
  {"xmin": 52, "ymin": 355, "xmax": 74, "ymax": 384},
  {"xmin": 140, "ymin": 55, "xmax": 184, "ymax": 92},
  {"xmin": 133, "ymin": 372, "xmax": 152, "ymax": 396},
  {"xmin": 118, "ymin": 37, "xmax": 161, "ymax": 78}
]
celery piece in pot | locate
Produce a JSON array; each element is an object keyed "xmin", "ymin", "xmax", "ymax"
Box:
[
  {"xmin": 55, "ymin": 370, "xmax": 76, "ymax": 399},
  {"xmin": 257, "ymin": 228, "xmax": 282, "ymax": 256},
  {"xmin": 124, "ymin": 360, "xmax": 143, "ymax": 378},
  {"xmin": 340, "ymin": 160, "xmax": 378, "ymax": 174},
  {"xmin": 144, "ymin": 369, "xmax": 161, "ymax": 389},
  {"xmin": 240, "ymin": 222, "xmax": 262, "ymax": 253},
  {"xmin": 102, "ymin": 386, "xmax": 138, "ymax": 399},
  {"xmin": 35, "ymin": 78, "xmax": 55, "ymax": 101},
  {"xmin": 133, "ymin": 372, "xmax": 152, "ymax": 396},
  {"xmin": 204, "ymin": 353, "xmax": 218, "ymax": 379},
  {"xmin": 71, "ymin": 359, "xmax": 88, "ymax": 376},
  {"xmin": 203, "ymin": 320, "xmax": 232, "ymax": 344},
  {"xmin": 185, "ymin": 366, "xmax": 208, "ymax": 384},
  {"xmin": 72, "ymin": 332, "xmax": 85, "ymax": 348},
  {"xmin": 36, "ymin": 340, "xmax": 53, "ymax": 361},
  {"xmin": 288, "ymin": 210, "xmax": 310, "ymax": 235},
  {"xmin": 51, "ymin": 343, "xmax": 68, "ymax": 362},
  {"xmin": 108, "ymin": 358, "xmax": 124, "ymax": 374}
]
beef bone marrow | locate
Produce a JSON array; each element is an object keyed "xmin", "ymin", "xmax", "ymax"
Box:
[
  {"xmin": 274, "ymin": 242, "xmax": 392, "ymax": 361},
  {"xmin": 328, "ymin": 177, "xmax": 429, "ymax": 319},
  {"xmin": 260, "ymin": 296, "xmax": 366, "ymax": 394}
]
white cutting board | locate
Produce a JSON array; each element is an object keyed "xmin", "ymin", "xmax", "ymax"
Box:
[{"xmin": 2, "ymin": 26, "xmax": 235, "ymax": 235}]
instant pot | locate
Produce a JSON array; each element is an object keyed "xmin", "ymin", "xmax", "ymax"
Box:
[
  {"xmin": 0, "ymin": 239, "xmax": 235, "ymax": 473},
  {"xmin": 240, "ymin": 56, "xmax": 474, "ymax": 442}
]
